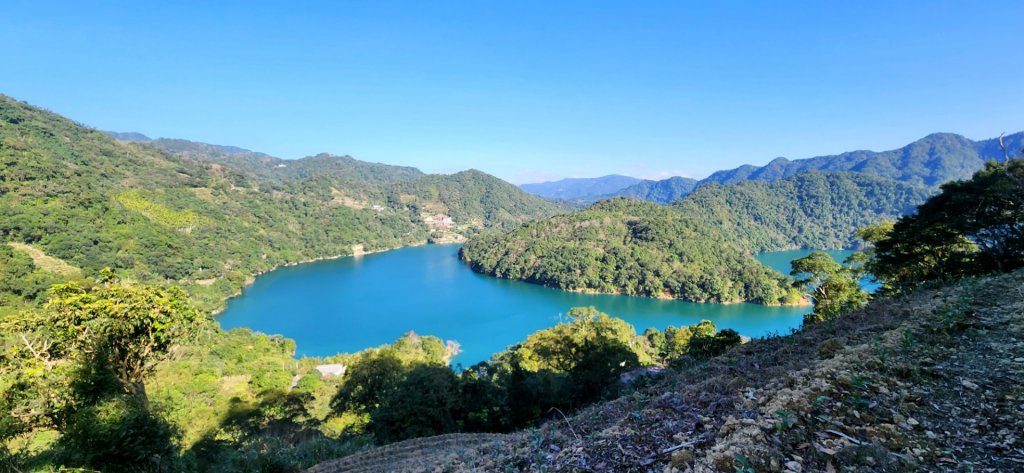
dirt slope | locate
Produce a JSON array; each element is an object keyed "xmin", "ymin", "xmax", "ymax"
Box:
[{"xmin": 308, "ymin": 270, "xmax": 1024, "ymax": 472}]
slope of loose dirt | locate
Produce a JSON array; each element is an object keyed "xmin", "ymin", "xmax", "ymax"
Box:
[{"xmin": 307, "ymin": 270, "xmax": 1024, "ymax": 472}]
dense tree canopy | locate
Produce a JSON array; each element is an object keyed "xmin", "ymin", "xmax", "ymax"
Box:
[
  {"xmin": 462, "ymin": 172, "xmax": 927, "ymax": 304},
  {"xmin": 866, "ymin": 160, "xmax": 1024, "ymax": 292},
  {"xmin": 0, "ymin": 94, "xmax": 564, "ymax": 312},
  {"xmin": 790, "ymin": 252, "xmax": 869, "ymax": 324},
  {"xmin": 674, "ymin": 171, "xmax": 933, "ymax": 251}
]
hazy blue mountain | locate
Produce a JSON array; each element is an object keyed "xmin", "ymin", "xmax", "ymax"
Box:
[
  {"xmin": 702, "ymin": 132, "xmax": 1024, "ymax": 188},
  {"xmin": 147, "ymin": 137, "xmax": 272, "ymax": 159},
  {"xmin": 608, "ymin": 176, "xmax": 700, "ymax": 204},
  {"xmin": 519, "ymin": 174, "xmax": 642, "ymax": 201},
  {"xmin": 104, "ymin": 131, "xmax": 151, "ymax": 142}
]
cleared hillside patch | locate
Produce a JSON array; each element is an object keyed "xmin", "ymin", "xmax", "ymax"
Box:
[{"xmin": 7, "ymin": 242, "xmax": 81, "ymax": 277}]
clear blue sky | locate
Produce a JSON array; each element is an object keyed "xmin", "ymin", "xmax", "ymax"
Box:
[{"xmin": 3, "ymin": 1, "xmax": 1021, "ymax": 183}]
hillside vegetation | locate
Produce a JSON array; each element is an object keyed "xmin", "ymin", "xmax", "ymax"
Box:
[
  {"xmin": 703, "ymin": 131, "xmax": 1023, "ymax": 188},
  {"xmin": 0, "ymin": 94, "xmax": 562, "ymax": 311},
  {"xmin": 328, "ymin": 268, "xmax": 1023, "ymax": 473},
  {"xmin": 517, "ymin": 132, "xmax": 1021, "ymax": 205},
  {"xmin": 674, "ymin": 172, "xmax": 933, "ymax": 251},
  {"xmin": 461, "ymin": 198, "xmax": 802, "ymax": 304},
  {"xmin": 608, "ymin": 176, "xmax": 700, "ymax": 204},
  {"xmin": 313, "ymin": 157, "xmax": 1024, "ymax": 472},
  {"xmin": 461, "ymin": 172, "xmax": 931, "ymax": 302}
]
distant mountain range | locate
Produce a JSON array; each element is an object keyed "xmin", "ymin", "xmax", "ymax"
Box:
[
  {"xmin": 703, "ymin": 132, "xmax": 1023, "ymax": 188},
  {"xmin": 611, "ymin": 176, "xmax": 700, "ymax": 204},
  {"xmin": 520, "ymin": 132, "xmax": 1024, "ymax": 204},
  {"xmin": 518, "ymin": 174, "xmax": 642, "ymax": 201}
]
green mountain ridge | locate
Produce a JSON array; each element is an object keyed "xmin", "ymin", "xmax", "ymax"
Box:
[
  {"xmin": 607, "ymin": 175, "xmax": 700, "ymax": 204},
  {"xmin": 0, "ymin": 94, "xmax": 563, "ymax": 311},
  {"xmin": 674, "ymin": 171, "xmax": 933, "ymax": 251},
  {"xmin": 460, "ymin": 197, "xmax": 802, "ymax": 304},
  {"xmin": 518, "ymin": 174, "xmax": 642, "ymax": 202},
  {"xmin": 520, "ymin": 132, "xmax": 1023, "ymax": 205},
  {"xmin": 461, "ymin": 172, "xmax": 933, "ymax": 302},
  {"xmin": 702, "ymin": 131, "xmax": 1024, "ymax": 187}
]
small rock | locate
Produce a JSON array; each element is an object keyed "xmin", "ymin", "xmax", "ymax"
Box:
[
  {"xmin": 961, "ymin": 379, "xmax": 979, "ymax": 390},
  {"xmin": 926, "ymin": 430, "xmax": 938, "ymax": 439},
  {"xmin": 1013, "ymin": 357, "xmax": 1024, "ymax": 362},
  {"xmin": 670, "ymin": 449, "xmax": 694, "ymax": 467},
  {"xmin": 907, "ymin": 418, "xmax": 920, "ymax": 426},
  {"xmin": 785, "ymin": 460, "xmax": 803, "ymax": 472}
]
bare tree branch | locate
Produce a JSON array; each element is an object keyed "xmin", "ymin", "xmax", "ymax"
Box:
[{"xmin": 999, "ymin": 132, "xmax": 1010, "ymax": 163}]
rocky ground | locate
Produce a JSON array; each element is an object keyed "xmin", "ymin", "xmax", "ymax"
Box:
[{"xmin": 307, "ymin": 270, "xmax": 1024, "ymax": 472}]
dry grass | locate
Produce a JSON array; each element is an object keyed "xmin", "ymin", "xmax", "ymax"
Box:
[{"xmin": 7, "ymin": 242, "xmax": 81, "ymax": 277}]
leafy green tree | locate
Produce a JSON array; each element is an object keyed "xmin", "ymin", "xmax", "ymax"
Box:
[
  {"xmin": 39, "ymin": 270, "xmax": 206, "ymax": 405},
  {"xmin": 868, "ymin": 160, "xmax": 1024, "ymax": 292},
  {"xmin": 329, "ymin": 349, "xmax": 405, "ymax": 415},
  {"xmin": 791, "ymin": 252, "xmax": 869, "ymax": 323},
  {"xmin": 58, "ymin": 394, "xmax": 181, "ymax": 473},
  {"xmin": 686, "ymin": 328, "xmax": 743, "ymax": 359},
  {"xmin": 368, "ymin": 365, "xmax": 461, "ymax": 443},
  {"xmin": 1, "ymin": 273, "xmax": 204, "ymax": 471},
  {"xmin": 516, "ymin": 307, "xmax": 646, "ymax": 372}
]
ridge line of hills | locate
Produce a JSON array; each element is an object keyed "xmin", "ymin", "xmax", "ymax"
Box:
[
  {"xmin": 0, "ymin": 93, "xmax": 565, "ymax": 312},
  {"xmin": 3, "ymin": 91, "xmax": 1023, "ymax": 473},
  {"xmin": 521, "ymin": 131, "xmax": 1024, "ymax": 204}
]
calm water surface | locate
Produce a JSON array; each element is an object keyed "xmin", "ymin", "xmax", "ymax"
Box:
[{"xmin": 218, "ymin": 244, "xmax": 856, "ymax": 366}]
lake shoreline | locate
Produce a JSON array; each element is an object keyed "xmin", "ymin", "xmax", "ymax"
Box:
[
  {"xmin": 218, "ymin": 244, "xmax": 818, "ymax": 365},
  {"xmin": 212, "ymin": 239, "xmax": 433, "ymax": 315}
]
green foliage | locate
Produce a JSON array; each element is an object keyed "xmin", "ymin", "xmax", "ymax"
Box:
[
  {"xmin": 609, "ymin": 176, "xmax": 700, "ymax": 204},
  {"xmin": 0, "ymin": 94, "xmax": 563, "ymax": 313},
  {"xmin": 0, "ymin": 243, "xmax": 62, "ymax": 305},
  {"xmin": 790, "ymin": 252, "xmax": 869, "ymax": 323},
  {"xmin": 58, "ymin": 394, "xmax": 181, "ymax": 473},
  {"xmin": 369, "ymin": 366, "xmax": 461, "ymax": 443},
  {"xmin": 43, "ymin": 274, "xmax": 206, "ymax": 401},
  {"xmin": 516, "ymin": 307, "xmax": 646, "ymax": 371},
  {"xmin": 686, "ymin": 328, "xmax": 743, "ymax": 359},
  {"xmin": 867, "ymin": 160, "xmax": 1024, "ymax": 292},
  {"xmin": 675, "ymin": 171, "xmax": 932, "ymax": 251},
  {"xmin": 649, "ymin": 320, "xmax": 743, "ymax": 362},
  {"xmin": 462, "ymin": 198, "xmax": 797, "ymax": 304},
  {"xmin": 0, "ymin": 276, "xmax": 206, "ymax": 471},
  {"xmin": 330, "ymin": 350, "xmax": 406, "ymax": 415},
  {"xmin": 703, "ymin": 132, "xmax": 1023, "ymax": 188},
  {"xmin": 115, "ymin": 190, "xmax": 207, "ymax": 231},
  {"xmin": 463, "ymin": 172, "xmax": 928, "ymax": 304}
]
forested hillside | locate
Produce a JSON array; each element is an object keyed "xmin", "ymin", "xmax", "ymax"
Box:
[
  {"xmin": 518, "ymin": 174, "xmax": 641, "ymax": 202},
  {"xmin": 0, "ymin": 95, "xmax": 562, "ymax": 311},
  {"xmin": 315, "ymin": 159, "xmax": 1024, "ymax": 472},
  {"xmin": 608, "ymin": 175, "xmax": 699, "ymax": 204},
  {"xmin": 460, "ymin": 198, "xmax": 802, "ymax": 304},
  {"xmin": 675, "ymin": 172, "xmax": 933, "ymax": 250},
  {"xmin": 461, "ymin": 172, "xmax": 931, "ymax": 302},
  {"xmin": 703, "ymin": 131, "xmax": 1023, "ymax": 187}
]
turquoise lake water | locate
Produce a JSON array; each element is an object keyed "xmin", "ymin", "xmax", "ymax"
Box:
[{"xmin": 217, "ymin": 244, "xmax": 858, "ymax": 366}]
